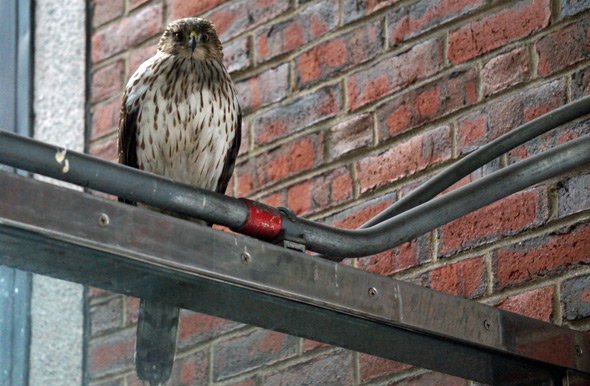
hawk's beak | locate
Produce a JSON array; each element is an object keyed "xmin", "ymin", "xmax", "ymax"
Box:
[{"xmin": 189, "ymin": 31, "xmax": 198, "ymax": 52}]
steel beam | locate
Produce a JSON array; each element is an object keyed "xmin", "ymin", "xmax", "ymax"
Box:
[{"xmin": 0, "ymin": 172, "xmax": 588, "ymax": 384}]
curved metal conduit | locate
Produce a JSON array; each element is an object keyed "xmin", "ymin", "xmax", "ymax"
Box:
[{"xmin": 0, "ymin": 97, "xmax": 589, "ymax": 259}]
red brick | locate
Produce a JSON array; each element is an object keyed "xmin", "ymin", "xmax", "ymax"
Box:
[
  {"xmin": 536, "ymin": 18, "xmax": 590, "ymax": 77},
  {"xmin": 252, "ymin": 84, "xmax": 341, "ymax": 145},
  {"xmin": 496, "ymin": 286, "xmax": 554, "ymax": 322},
  {"xmin": 235, "ymin": 64, "xmax": 289, "ymax": 114},
  {"xmin": 88, "ymin": 329, "xmax": 135, "ymax": 379},
  {"xmin": 357, "ymin": 125, "xmax": 452, "ymax": 193},
  {"xmin": 236, "ymin": 133, "xmax": 324, "ymax": 193},
  {"xmin": 494, "ymin": 224, "xmax": 590, "ymax": 289},
  {"xmin": 448, "ymin": 0, "xmax": 551, "ymax": 64},
  {"xmin": 303, "ymin": 339, "xmax": 331, "ymax": 352},
  {"xmin": 213, "ymin": 329, "xmax": 297, "ymax": 381},
  {"xmin": 92, "ymin": 0, "xmax": 124, "ymax": 27},
  {"xmin": 440, "ymin": 189, "xmax": 547, "ymax": 256},
  {"xmin": 376, "ymin": 68, "xmax": 478, "ymax": 141},
  {"xmin": 388, "ymin": 0, "xmax": 485, "ymax": 45},
  {"xmin": 263, "ymin": 350, "xmax": 353, "ymax": 385},
  {"xmin": 128, "ymin": 43, "xmax": 158, "ymax": 77},
  {"xmin": 294, "ymin": 20, "xmax": 383, "ymax": 88},
  {"xmin": 223, "ymin": 36, "xmax": 252, "ymax": 74},
  {"xmin": 128, "ymin": 0, "xmax": 150, "ymax": 10},
  {"xmin": 92, "ymin": 60, "xmax": 125, "ymax": 102},
  {"xmin": 178, "ymin": 310, "xmax": 242, "ymax": 349},
  {"xmin": 92, "ymin": 3, "xmax": 163, "ymax": 63},
  {"xmin": 357, "ymin": 234, "xmax": 432, "ymax": 276},
  {"xmin": 260, "ymin": 191, "xmax": 286, "ymax": 207},
  {"xmin": 308, "ymin": 167, "xmax": 354, "ymax": 214},
  {"xmin": 482, "ymin": 47, "xmax": 530, "ymax": 96},
  {"xmin": 287, "ymin": 180, "xmax": 313, "ymax": 215},
  {"xmin": 347, "ymin": 37, "xmax": 444, "ymax": 111},
  {"xmin": 169, "ymin": 0, "xmax": 227, "ymax": 19},
  {"xmin": 389, "ymin": 371, "xmax": 467, "ymax": 385},
  {"xmin": 326, "ymin": 193, "xmax": 395, "ymax": 229},
  {"xmin": 328, "ymin": 113, "xmax": 374, "ymax": 160},
  {"xmin": 90, "ymin": 137, "xmax": 118, "ymax": 161},
  {"xmin": 457, "ymin": 79, "xmax": 565, "ymax": 155},
  {"xmin": 343, "ymin": 0, "xmax": 397, "ymax": 23},
  {"xmin": 209, "ymin": 0, "xmax": 290, "ymax": 41},
  {"xmin": 359, "ymin": 354, "xmax": 412, "ymax": 382},
  {"xmin": 256, "ymin": 0, "xmax": 339, "ymax": 63},
  {"xmin": 92, "ymin": 98, "xmax": 120, "ymax": 139},
  {"xmin": 428, "ymin": 257, "xmax": 486, "ymax": 298},
  {"xmin": 237, "ymin": 117, "xmax": 250, "ymax": 157}
]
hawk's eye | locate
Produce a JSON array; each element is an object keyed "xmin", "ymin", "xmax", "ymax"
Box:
[
  {"xmin": 173, "ymin": 31, "xmax": 185, "ymax": 41},
  {"xmin": 201, "ymin": 33, "xmax": 209, "ymax": 43}
]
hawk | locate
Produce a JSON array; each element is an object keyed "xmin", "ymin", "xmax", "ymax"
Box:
[{"xmin": 118, "ymin": 18, "xmax": 241, "ymax": 385}]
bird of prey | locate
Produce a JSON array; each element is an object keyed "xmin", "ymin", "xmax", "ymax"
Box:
[{"xmin": 118, "ymin": 18, "xmax": 241, "ymax": 385}]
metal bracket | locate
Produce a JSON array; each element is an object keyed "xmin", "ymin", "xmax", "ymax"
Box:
[{"xmin": 0, "ymin": 171, "xmax": 588, "ymax": 385}]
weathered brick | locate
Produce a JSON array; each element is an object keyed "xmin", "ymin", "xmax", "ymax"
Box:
[
  {"xmin": 303, "ymin": 339, "xmax": 331, "ymax": 352},
  {"xmin": 256, "ymin": 0, "xmax": 339, "ymax": 63},
  {"xmin": 357, "ymin": 233, "xmax": 432, "ymax": 276},
  {"xmin": 128, "ymin": 43, "xmax": 158, "ymax": 77},
  {"xmin": 343, "ymin": 0, "xmax": 397, "ymax": 23},
  {"xmin": 428, "ymin": 257, "xmax": 485, "ymax": 298},
  {"xmin": 92, "ymin": 0, "xmax": 124, "ymax": 27},
  {"xmin": 482, "ymin": 47, "xmax": 530, "ymax": 96},
  {"xmin": 223, "ymin": 36, "xmax": 251, "ymax": 74},
  {"xmin": 213, "ymin": 329, "xmax": 297, "ymax": 381},
  {"xmin": 439, "ymin": 189, "xmax": 547, "ymax": 256},
  {"xmin": 92, "ymin": 98, "xmax": 120, "ymax": 139},
  {"xmin": 90, "ymin": 137, "xmax": 118, "ymax": 161},
  {"xmin": 171, "ymin": 351, "xmax": 209, "ymax": 386},
  {"xmin": 287, "ymin": 167, "xmax": 354, "ymax": 215},
  {"xmin": 124, "ymin": 296, "xmax": 140, "ymax": 326},
  {"xmin": 359, "ymin": 354, "xmax": 412, "ymax": 383},
  {"xmin": 562, "ymin": 274, "xmax": 590, "ymax": 321},
  {"xmin": 92, "ymin": 60, "xmax": 125, "ymax": 102},
  {"xmin": 557, "ymin": 172, "xmax": 590, "ymax": 218},
  {"xmin": 263, "ymin": 350, "xmax": 353, "ymax": 385},
  {"xmin": 560, "ymin": 0, "xmax": 590, "ymax": 18},
  {"xmin": 264, "ymin": 134, "xmax": 323, "ymax": 184},
  {"xmin": 357, "ymin": 125, "xmax": 452, "ymax": 193},
  {"xmin": 128, "ymin": 0, "xmax": 150, "ymax": 10},
  {"xmin": 235, "ymin": 64, "xmax": 289, "ymax": 114},
  {"xmin": 90, "ymin": 296, "xmax": 123, "ymax": 337},
  {"xmin": 388, "ymin": 0, "xmax": 485, "ymax": 45},
  {"xmin": 390, "ymin": 371, "xmax": 467, "ymax": 385},
  {"xmin": 496, "ymin": 286, "xmax": 554, "ymax": 322},
  {"xmin": 325, "ymin": 192, "xmax": 396, "ymax": 229},
  {"xmin": 169, "ymin": 0, "xmax": 227, "ymax": 19},
  {"xmin": 536, "ymin": 18, "xmax": 590, "ymax": 77},
  {"xmin": 457, "ymin": 79, "xmax": 565, "ymax": 155},
  {"xmin": 209, "ymin": 0, "xmax": 290, "ymax": 41},
  {"xmin": 347, "ymin": 37, "xmax": 444, "ymax": 111},
  {"xmin": 88, "ymin": 329, "xmax": 135, "ymax": 379},
  {"xmin": 572, "ymin": 67, "xmax": 590, "ymax": 100},
  {"xmin": 91, "ymin": 377, "xmax": 124, "ymax": 386},
  {"xmin": 328, "ymin": 113, "xmax": 374, "ymax": 160},
  {"xmin": 92, "ymin": 3, "xmax": 163, "ymax": 63},
  {"xmin": 494, "ymin": 224, "xmax": 590, "ymax": 289},
  {"xmin": 448, "ymin": 0, "xmax": 551, "ymax": 64},
  {"xmin": 252, "ymin": 84, "xmax": 341, "ymax": 145},
  {"xmin": 294, "ymin": 20, "xmax": 383, "ymax": 88},
  {"xmin": 178, "ymin": 310, "xmax": 242, "ymax": 350},
  {"xmin": 376, "ymin": 68, "xmax": 478, "ymax": 142}
]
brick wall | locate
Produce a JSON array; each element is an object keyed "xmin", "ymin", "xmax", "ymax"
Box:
[{"xmin": 87, "ymin": 0, "xmax": 590, "ymax": 384}]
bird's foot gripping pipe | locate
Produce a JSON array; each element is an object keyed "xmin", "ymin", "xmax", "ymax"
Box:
[{"xmin": 235, "ymin": 199, "xmax": 283, "ymax": 241}]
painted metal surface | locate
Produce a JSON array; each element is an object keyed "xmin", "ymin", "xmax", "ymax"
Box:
[{"xmin": 0, "ymin": 172, "xmax": 588, "ymax": 384}]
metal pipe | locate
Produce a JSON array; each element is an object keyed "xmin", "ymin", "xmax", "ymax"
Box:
[
  {"xmin": 361, "ymin": 95, "xmax": 590, "ymax": 228},
  {"xmin": 0, "ymin": 130, "xmax": 249, "ymax": 229},
  {"xmin": 289, "ymin": 134, "xmax": 590, "ymax": 259}
]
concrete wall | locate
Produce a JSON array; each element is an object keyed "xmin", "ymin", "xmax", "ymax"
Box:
[{"xmin": 30, "ymin": 0, "xmax": 86, "ymax": 385}]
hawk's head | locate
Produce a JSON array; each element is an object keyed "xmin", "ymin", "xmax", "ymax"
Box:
[{"xmin": 158, "ymin": 18, "xmax": 223, "ymax": 61}]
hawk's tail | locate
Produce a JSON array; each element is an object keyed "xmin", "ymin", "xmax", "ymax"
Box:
[{"xmin": 135, "ymin": 299, "xmax": 180, "ymax": 386}]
